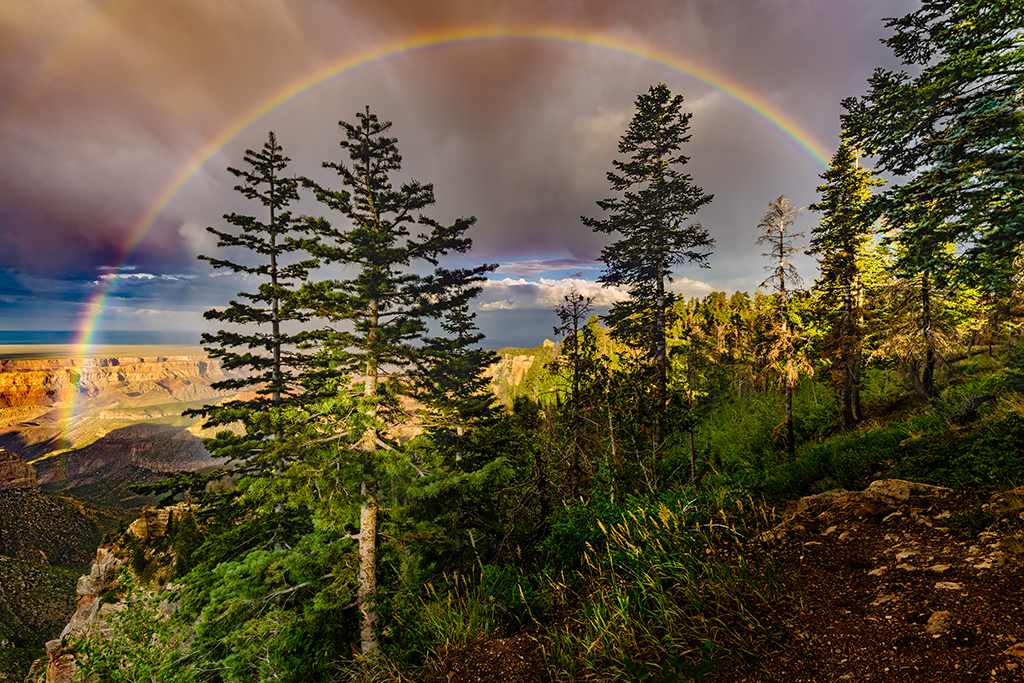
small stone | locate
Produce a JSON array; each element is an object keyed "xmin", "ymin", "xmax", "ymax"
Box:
[
  {"xmin": 803, "ymin": 541, "xmax": 823, "ymax": 547},
  {"xmin": 935, "ymin": 581, "xmax": 962, "ymax": 590},
  {"xmin": 896, "ymin": 550, "xmax": 918, "ymax": 561},
  {"xmin": 868, "ymin": 567, "xmax": 887, "ymax": 576},
  {"xmin": 839, "ymin": 531, "xmax": 852, "ymax": 541},
  {"xmin": 823, "ymin": 525, "xmax": 839, "ymax": 536},
  {"xmin": 897, "ymin": 563, "xmax": 918, "ymax": 571},
  {"xmin": 925, "ymin": 610, "xmax": 953, "ymax": 635},
  {"xmin": 974, "ymin": 552, "xmax": 1007, "ymax": 570},
  {"xmin": 927, "ymin": 564, "xmax": 951, "ymax": 573},
  {"xmin": 934, "ymin": 510, "xmax": 952, "ymax": 520},
  {"xmin": 1003, "ymin": 643, "xmax": 1024, "ymax": 657}
]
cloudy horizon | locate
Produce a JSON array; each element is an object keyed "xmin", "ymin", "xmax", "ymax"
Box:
[{"xmin": 0, "ymin": 0, "xmax": 916, "ymax": 350}]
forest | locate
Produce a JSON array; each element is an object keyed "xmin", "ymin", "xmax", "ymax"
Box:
[{"xmin": 65, "ymin": 2, "xmax": 1024, "ymax": 681}]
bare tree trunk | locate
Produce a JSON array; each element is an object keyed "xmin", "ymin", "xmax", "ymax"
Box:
[
  {"xmin": 358, "ymin": 478, "xmax": 378, "ymax": 656},
  {"xmin": 654, "ymin": 258, "xmax": 667, "ymax": 459},
  {"xmin": 358, "ymin": 298, "xmax": 380, "ymax": 657},
  {"xmin": 785, "ymin": 365, "xmax": 795, "ymax": 456},
  {"xmin": 921, "ymin": 271, "xmax": 936, "ymax": 399}
]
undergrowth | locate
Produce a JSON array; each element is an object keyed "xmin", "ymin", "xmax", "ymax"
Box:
[{"xmin": 541, "ymin": 495, "xmax": 791, "ymax": 681}]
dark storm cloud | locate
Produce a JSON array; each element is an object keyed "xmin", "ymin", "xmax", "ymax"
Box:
[{"xmin": 0, "ymin": 0, "xmax": 919, "ymax": 331}]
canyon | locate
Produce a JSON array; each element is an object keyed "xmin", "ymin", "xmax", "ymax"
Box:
[{"xmin": 0, "ymin": 353, "xmax": 239, "ymax": 507}]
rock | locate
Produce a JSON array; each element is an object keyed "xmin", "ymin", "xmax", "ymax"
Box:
[
  {"xmin": 934, "ymin": 581, "xmax": 962, "ymax": 591},
  {"xmin": 795, "ymin": 489, "xmax": 853, "ymax": 515},
  {"xmin": 0, "ymin": 449, "xmax": 36, "ymax": 490},
  {"xmin": 924, "ymin": 610, "xmax": 953, "ymax": 635},
  {"xmin": 1004, "ymin": 642, "xmax": 1024, "ymax": 657},
  {"xmin": 45, "ymin": 640, "xmax": 75, "ymax": 683},
  {"xmin": 59, "ymin": 548, "xmax": 123, "ymax": 641},
  {"xmin": 128, "ymin": 503, "xmax": 193, "ymax": 541},
  {"xmin": 866, "ymin": 479, "xmax": 950, "ymax": 503}
]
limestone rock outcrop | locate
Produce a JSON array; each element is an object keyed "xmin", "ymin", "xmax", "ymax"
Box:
[{"xmin": 0, "ymin": 448, "xmax": 36, "ymax": 490}]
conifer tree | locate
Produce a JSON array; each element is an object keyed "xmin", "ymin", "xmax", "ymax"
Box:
[
  {"xmin": 808, "ymin": 143, "xmax": 882, "ymax": 426},
  {"xmin": 842, "ymin": 0, "xmax": 1024, "ymax": 284},
  {"xmin": 757, "ymin": 196, "xmax": 811, "ymax": 455},
  {"xmin": 410, "ymin": 287, "xmax": 504, "ymax": 583},
  {"xmin": 583, "ymin": 83, "xmax": 714, "ymax": 458},
  {"xmin": 551, "ymin": 287, "xmax": 595, "ymax": 499},
  {"xmin": 189, "ymin": 131, "xmax": 316, "ymax": 471},
  {"xmin": 300, "ymin": 107, "xmax": 489, "ymax": 656}
]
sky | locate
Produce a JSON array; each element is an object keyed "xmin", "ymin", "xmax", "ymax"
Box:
[{"xmin": 0, "ymin": 0, "xmax": 916, "ymax": 350}]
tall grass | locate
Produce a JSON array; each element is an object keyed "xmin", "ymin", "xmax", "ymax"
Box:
[{"xmin": 543, "ymin": 498, "xmax": 791, "ymax": 681}]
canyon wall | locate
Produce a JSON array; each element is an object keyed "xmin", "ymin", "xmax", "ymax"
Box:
[{"xmin": 0, "ymin": 355, "xmax": 240, "ymax": 506}]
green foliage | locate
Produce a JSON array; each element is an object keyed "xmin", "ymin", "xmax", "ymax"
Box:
[
  {"xmin": 377, "ymin": 574, "xmax": 500, "ymax": 668},
  {"xmin": 72, "ymin": 575, "xmax": 197, "ymax": 683},
  {"xmin": 186, "ymin": 130, "xmax": 317, "ymax": 470},
  {"xmin": 842, "ymin": 0, "xmax": 1024, "ymax": 282},
  {"xmin": 583, "ymin": 83, "xmax": 714, "ymax": 450},
  {"xmin": 543, "ymin": 497, "xmax": 790, "ymax": 682}
]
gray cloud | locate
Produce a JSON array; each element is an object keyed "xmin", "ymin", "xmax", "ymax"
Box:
[{"xmin": 0, "ymin": 0, "xmax": 917, "ymax": 336}]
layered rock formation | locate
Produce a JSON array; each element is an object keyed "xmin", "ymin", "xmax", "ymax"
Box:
[
  {"xmin": 0, "ymin": 448, "xmax": 36, "ymax": 490},
  {"xmin": 0, "ymin": 355, "xmax": 241, "ymax": 506}
]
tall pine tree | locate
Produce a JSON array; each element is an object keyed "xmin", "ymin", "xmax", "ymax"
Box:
[
  {"xmin": 189, "ymin": 131, "xmax": 316, "ymax": 472},
  {"xmin": 583, "ymin": 84, "xmax": 714, "ymax": 458},
  {"xmin": 300, "ymin": 107, "xmax": 490, "ymax": 656},
  {"xmin": 808, "ymin": 143, "xmax": 882, "ymax": 425}
]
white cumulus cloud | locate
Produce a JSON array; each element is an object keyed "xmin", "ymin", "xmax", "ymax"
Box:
[{"xmin": 477, "ymin": 276, "xmax": 714, "ymax": 311}]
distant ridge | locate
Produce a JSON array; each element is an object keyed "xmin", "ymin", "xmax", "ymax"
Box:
[{"xmin": 0, "ymin": 330, "xmax": 201, "ymax": 346}]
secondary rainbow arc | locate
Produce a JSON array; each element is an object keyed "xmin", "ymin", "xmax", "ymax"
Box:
[{"xmin": 60, "ymin": 24, "xmax": 834, "ymax": 438}]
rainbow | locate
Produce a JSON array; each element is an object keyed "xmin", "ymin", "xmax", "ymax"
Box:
[{"xmin": 58, "ymin": 23, "xmax": 834, "ymax": 438}]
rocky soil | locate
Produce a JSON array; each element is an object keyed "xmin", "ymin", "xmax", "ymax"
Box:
[{"xmin": 423, "ymin": 480, "xmax": 1024, "ymax": 683}]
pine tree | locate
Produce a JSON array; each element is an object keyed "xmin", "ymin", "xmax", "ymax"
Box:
[
  {"xmin": 756, "ymin": 196, "xmax": 811, "ymax": 455},
  {"xmin": 583, "ymin": 83, "xmax": 714, "ymax": 458},
  {"xmin": 189, "ymin": 131, "xmax": 316, "ymax": 472},
  {"xmin": 410, "ymin": 287, "xmax": 504, "ymax": 583},
  {"xmin": 808, "ymin": 143, "xmax": 882, "ymax": 426},
  {"xmin": 842, "ymin": 0, "xmax": 1024, "ymax": 284},
  {"xmin": 300, "ymin": 107, "xmax": 490, "ymax": 656},
  {"xmin": 551, "ymin": 287, "xmax": 595, "ymax": 499}
]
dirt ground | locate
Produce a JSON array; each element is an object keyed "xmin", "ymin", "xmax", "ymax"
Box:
[{"xmin": 421, "ymin": 481, "xmax": 1024, "ymax": 683}]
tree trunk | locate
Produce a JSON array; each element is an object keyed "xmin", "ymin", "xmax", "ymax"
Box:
[
  {"xmin": 654, "ymin": 258, "xmax": 667, "ymax": 459},
  {"xmin": 785, "ymin": 368, "xmax": 795, "ymax": 456},
  {"xmin": 358, "ymin": 477, "xmax": 378, "ymax": 656},
  {"xmin": 921, "ymin": 271, "xmax": 936, "ymax": 399},
  {"xmin": 358, "ymin": 297, "xmax": 381, "ymax": 656}
]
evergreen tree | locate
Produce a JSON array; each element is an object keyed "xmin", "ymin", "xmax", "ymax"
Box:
[
  {"xmin": 841, "ymin": 0, "xmax": 1024, "ymax": 284},
  {"xmin": 808, "ymin": 143, "xmax": 882, "ymax": 426},
  {"xmin": 583, "ymin": 83, "xmax": 714, "ymax": 458},
  {"xmin": 756, "ymin": 196, "xmax": 811, "ymax": 455},
  {"xmin": 189, "ymin": 131, "xmax": 316, "ymax": 472},
  {"xmin": 408, "ymin": 290, "xmax": 507, "ymax": 583},
  {"xmin": 300, "ymin": 107, "xmax": 489, "ymax": 656},
  {"xmin": 551, "ymin": 287, "xmax": 596, "ymax": 500}
]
